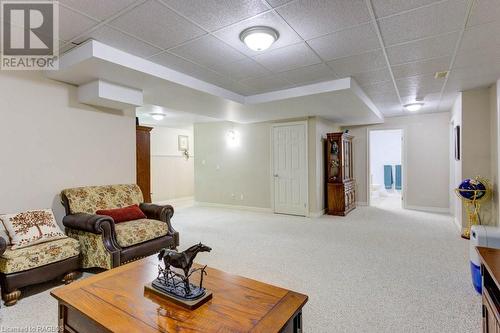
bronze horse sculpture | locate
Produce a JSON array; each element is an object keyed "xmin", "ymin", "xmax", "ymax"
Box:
[{"xmin": 158, "ymin": 243, "xmax": 211, "ymax": 295}]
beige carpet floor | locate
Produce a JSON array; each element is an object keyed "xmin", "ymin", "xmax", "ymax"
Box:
[{"xmin": 0, "ymin": 204, "xmax": 481, "ymax": 332}]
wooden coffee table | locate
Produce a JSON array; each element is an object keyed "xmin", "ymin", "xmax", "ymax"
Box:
[{"xmin": 51, "ymin": 256, "xmax": 308, "ymax": 332}]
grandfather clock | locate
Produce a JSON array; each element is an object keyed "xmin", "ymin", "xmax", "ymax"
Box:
[
  {"xmin": 136, "ymin": 125, "xmax": 152, "ymax": 203},
  {"xmin": 326, "ymin": 132, "xmax": 356, "ymax": 216}
]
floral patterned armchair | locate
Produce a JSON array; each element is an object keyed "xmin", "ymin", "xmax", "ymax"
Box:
[{"xmin": 61, "ymin": 184, "xmax": 178, "ymax": 270}]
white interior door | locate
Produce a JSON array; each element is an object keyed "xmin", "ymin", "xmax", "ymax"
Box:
[{"xmin": 272, "ymin": 123, "xmax": 307, "ymax": 216}]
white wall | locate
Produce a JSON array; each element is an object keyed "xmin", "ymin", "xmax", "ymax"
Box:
[
  {"xmin": 451, "ymin": 87, "xmax": 497, "ymax": 227},
  {"xmin": 450, "ymin": 94, "xmax": 463, "ymax": 227},
  {"xmin": 194, "ymin": 121, "xmax": 272, "ymax": 209},
  {"xmin": 150, "ymin": 126, "xmax": 194, "ymax": 203},
  {"xmin": 308, "ymin": 117, "xmax": 340, "ymax": 214},
  {"xmin": 0, "ymin": 72, "xmax": 136, "ymax": 225},
  {"xmin": 194, "ymin": 117, "xmax": 339, "ymax": 214},
  {"xmin": 346, "ymin": 113, "xmax": 450, "ymax": 211},
  {"xmin": 369, "ymin": 130, "xmax": 402, "ymax": 189}
]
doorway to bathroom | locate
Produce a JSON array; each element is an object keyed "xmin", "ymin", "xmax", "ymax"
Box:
[{"xmin": 368, "ymin": 129, "xmax": 405, "ymax": 210}]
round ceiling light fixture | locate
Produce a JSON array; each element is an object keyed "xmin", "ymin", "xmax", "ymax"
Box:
[
  {"xmin": 404, "ymin": 102, "xmax": 424, "ymax": 112},
  {"xmin": 150, "ymin": 112, "xmax": 166, "ymax": 121},
  {"xmin": 240, "ymin": 26, "xmax": 279, "ymax": 51}
]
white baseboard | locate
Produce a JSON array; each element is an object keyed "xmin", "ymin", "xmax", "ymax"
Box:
[
  {"xmin": 357, "ymin": 202, "xmax": 368, "ymax": 206},
  {"xmin": 405, "ymin": 204, "xmax": 450, "ymax": 214},
  {"xmin": 154, "ymin": 196, "xmax": 194, "ymax": 208},
  {"xmin": 195, "ymin": 201, "xmax": 272, "ymax": 213},
  {"xmin": 309, "ymin": 209, "xmax": 325, "ymax": 218}
]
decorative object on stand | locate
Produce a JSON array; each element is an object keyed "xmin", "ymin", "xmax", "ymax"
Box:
[
  {"xmin": 326, "ymin": 132, "xmax": 356, "ymax": 216},
  {"xmin": 145, "ymin": 243, "xmax": 212, "ymax": 309},
  {"xmin": 178, "ymin": 135, "xmax": 190, "ymax": 160},
  {"xmin": 455, "ymin": 176, "xmax": 491, "ymax": 239}
]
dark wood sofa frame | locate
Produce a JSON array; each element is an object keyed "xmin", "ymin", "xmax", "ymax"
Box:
[
  {"xmin": 0, "ymin": 237, "xmax": 79, "ymax": 306},
  {"xmin": 61, "ymin": 195, "xmax": 180, "ymax": 268}
]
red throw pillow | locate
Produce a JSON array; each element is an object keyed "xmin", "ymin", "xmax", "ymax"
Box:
[{"xmin": 96, "ymin": 205, "xmax": 146, "ymax": 223}]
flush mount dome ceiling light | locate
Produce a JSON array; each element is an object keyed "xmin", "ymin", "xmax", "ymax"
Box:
[
  {"xmin": 240, "ymin": 26, "xmax": 279, "ymax": 51},
  {"xmin": 404, "ymin": 102, "xmax": 424, "ymax": 112},
  {"xmin": 150, "ymin": 112, "xmax": 166, "ymax": 120}
]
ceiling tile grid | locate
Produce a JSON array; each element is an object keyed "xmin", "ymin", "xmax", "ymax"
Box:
[
  {"xmin": 377, "ymin": 0, "xmax": 467, "ymax": 46},
  {"xmin": 73, "ymin": 26, "xmax": 162, "ymax": 58},
  {"xmin": 352, "ymin": 68, "xmax": 392, "ymax": 87},
  {"xmin": 327, "ymin": 49, "xmax": 387, "ymax": 77},
  {"xmin": 54, "ymin": 0, "xmax": 500, "ymax": 117},
  {"xmin": 169, "ymin": 35, "xmax": 247, "ymax": 68},
  {"xmin": 252, "ymin": 42, "xmax": 322, "ymax": 73},
  {"xmin": 275, "ymin": 0, "xmax": 371, "ymax": 40},
  {"xmin": 59, "ymin": 0, "xmax": 138, "ymax": 21},
  {"xmin": 109, "ymin": 0, "xmax": 206, "ymax": 49},
  {"xmin": 160, "ymin": 0, "xmax": 270, "ymax": 31},
  {"xmin": 307, "ymin": 23, "xmax": 380, "ymax": 61}
]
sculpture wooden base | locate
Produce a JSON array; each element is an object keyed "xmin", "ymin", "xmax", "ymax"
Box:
[{"xmin": 144, "ymin": 283, "xmax": 212, "ymax": 310}]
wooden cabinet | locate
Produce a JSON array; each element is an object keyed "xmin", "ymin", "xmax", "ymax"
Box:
[
  {"xmin": 136, "ymin": 125, "xmax": 152, "ymax": 203},
  {"xmin": 478, "ymin": 247, "xmax": 500, "ymax": 333},
  {"xmin": 326, "ymin": 132, "xmax": 355, "ymax": 216}
]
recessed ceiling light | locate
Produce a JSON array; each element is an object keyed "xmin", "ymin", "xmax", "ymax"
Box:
[
  {"xmin": 404, "ymin": 103, "xmax": 424, "ymax": 112},
  {"xmin": 240, "ymin": 26, "xmax": 279, "ymax": 52},
  {"xmin": 150, "ymin": 112, "xmax": 165, "ymax": 120}
]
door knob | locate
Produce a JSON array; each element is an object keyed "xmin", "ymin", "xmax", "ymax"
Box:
[{"xmin": 273, "ymin": 174, "xmax": 279, "ymax": 177}]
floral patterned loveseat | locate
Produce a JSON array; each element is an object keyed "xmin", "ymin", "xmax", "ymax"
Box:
[{"xmin": 61, "ymin": 184, "xmax": 178, "ymax": 270}]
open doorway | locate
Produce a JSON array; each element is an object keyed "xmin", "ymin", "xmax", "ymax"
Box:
[{"xmin": 368, "ymin": 129, "xmax": 404, "ymax": 209}]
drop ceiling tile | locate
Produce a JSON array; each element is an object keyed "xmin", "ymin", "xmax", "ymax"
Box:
[
  {"xmin": 460, "ymin": 20, "xmax": 500, "ymax": 52},
  {"xmin": 376, "ymin": 102, "xmax": 404, "ymax": 116},
  {"xmin": 327, "ymin": 49, "xmax": 387, "ymax": 77},
  {"xmin": 74, "ymin": 26, "xmax": 162, "ymax": 57},
  {"xmin": 278, "ymin": 63, "xmax": 337, "ymax": 85},
  {"xmin": 59, "ymin": 0, "xmax": 137, "ymax": 20},
  {"xmin": 368, "ymin": 90, "xmax": 400, "ymax": 106},
  {"xmin": 169, "ymin": 35, "xmax": 246, "ymax": 68},
  {"xmin": 210, "ymin": 57, "xmax": 271, "ymax": 81},
  {"xmin": 386, "ymin": 32, "xmax": 459, "ymax": 65},
  {"xmin": 266, "ymin": 0, "xmax": 294, "ymax": 7},
  {"xmin": 213, "ymin": 11, "xmax": 302, "ymax": 57},
  {"xmin": 352, "ymin": 68, "xmax": 392, "ymax": 87},
  {"xmin": 109, "ymin": 0, "xmax": 206, "ymax": 49},
  {"xmin": 445, "ymin": 68, "xmax": 499, "ymax": 92},
  {"xmin": 253, "ymin": 42, "xmax": 321, "ymax": 72},
  {"xmin": 396, "ymin": 74, "xmax": 444, "ymax": 99},
  {"xmin": 362, "ymin": 81, "xmax": 397, "ymax": 99},
  {"xmin": 391, "ymin": 56, "xmax": 451, "ymax": 79},
  {"xmin": 161, "ymin": 0, "xmax": 269, "ymax": 31},
  {"xmin": 468, "ymin": 0, "xmax": 500, "ymax": 27},
  {"xmin": 59, "ymin": 6, "xmax": 99, "ymax": 41},
  {"xmin": 152, "ymin": 57, "xmax": 236, "ymax": 89},
  {"xmin": 454, "ymin": 47, "xmax": 500, "ymax": 69},
  {"xmin": 240, "ymin": 75, "xmax": 294, "ymax": 93},
  {"xmin": 378, "ymin": 0, "xmax": 467, "ymax": 46},
  {"xmin": 149, "ymin": 51, "xmax": 206, "ymax": 73},
  {"xmin": 371, "ymin": 0, "xmax": 442, "ymax": 19},
  {"xmin": 308, "ymin": 23, "xmax": 379, "ymax": 61},
  {"xmin": 276, "ymin": 0, "xmax": 371, "ymax": 40}
]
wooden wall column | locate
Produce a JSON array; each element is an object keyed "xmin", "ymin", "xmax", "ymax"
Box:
[{"xmin": 136, "ymin": 125, "xmax": 152, "ymax": 203}]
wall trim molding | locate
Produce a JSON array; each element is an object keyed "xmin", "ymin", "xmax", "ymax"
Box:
[
  {"xmin": 195, "ymin": 201, "xmax": 272, "ymax": 213},
  {"xmin": 357, "ymin": 202, "xmax": 368, "ymax": 206},
  {"xmin": 405, "ymin": 204, "xmax": 450, "ymax": 214},
  {"xmin": 309, "ymin": 209, "xmax": 325, "ymax": 218},
  {"xmin": 155, "ymin": 196, "xmax": 194, "ymax": 208}
]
